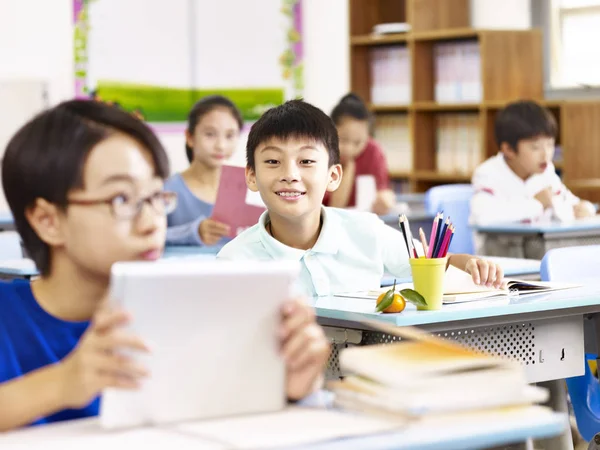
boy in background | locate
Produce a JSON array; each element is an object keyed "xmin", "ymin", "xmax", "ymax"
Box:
[
  {"xmin": 217, "ymin": 100, "xmax": 504, "ymax": 297},
  {"xmin": 470, "ymin": 100, "xmax": 595, "ymax": 226},
  {"xmin": 0, "ymin": 100, "xmax": 329, "ymax": 431}
]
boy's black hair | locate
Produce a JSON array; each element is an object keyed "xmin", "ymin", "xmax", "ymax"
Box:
[
  {"xmin": 185, "ymin": 95, "xmax": 243, "ymax": 162},
  {"xmin": 2, "ymin": 99, "xmax": 170, "ymax": 276},
  {"xmin": 246, "ymin": 99, "xmax": 340, "ymax": 170},
  {"xmin": 495, "ymin": 100, "xmax": 557, "ymax": 151},
  {"xmin": 330, "ymin": 92, "xmax": 371, "ymax": 125}
]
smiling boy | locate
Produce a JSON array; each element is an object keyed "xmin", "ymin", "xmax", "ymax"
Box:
[{"xmin": 217, "ymin": 100, "xmax": 503, "ymax": 296}]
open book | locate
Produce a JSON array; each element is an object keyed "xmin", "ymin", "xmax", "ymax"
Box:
[
  {"xmin": 329, "ymin": 323, "xmax": 549, "ymax": 417},
  {"xmin": 336, "ymin": 266, "xmax": 578, "ymax": 304}
]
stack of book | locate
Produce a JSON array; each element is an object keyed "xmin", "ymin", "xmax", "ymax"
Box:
[
  {"xmin": 374, "ymin": 114, "xmax": 412, "ymax": 173},
  {"xmin": 436, "ymin": 114, "xmax": 482, "ymax": 175},
  {"xmin": 329, "ymin": 325, "xmax": 551, "ymax": 422},
  {"xmin": 434, "ymin": 41, "xmax": 482, "ymax": 103},
  {"xmin": 370, "ymin": 46, "xmax": 411, "ymax": 105}
]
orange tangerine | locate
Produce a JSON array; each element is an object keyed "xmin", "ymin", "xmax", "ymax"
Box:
[{"xmin": 376, "ymin": 291, "xmax": 407, "ymax": 314}]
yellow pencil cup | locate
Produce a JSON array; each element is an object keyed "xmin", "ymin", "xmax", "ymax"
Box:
[{"xmin": 409, "ymin": 257, "xmax": 447, "ymax": 311}]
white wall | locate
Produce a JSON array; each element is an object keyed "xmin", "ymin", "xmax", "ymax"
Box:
[
  {"xmin": 470, "ymin": 0, "xmax": 531, "ymax": 29},
  {"xmin": 0, "ymin": 0, "xmax": 533, "ymax": 180},
  {"xmin": 0, "ymin": 0, "xmax": 73, "ymax": 104},
  {"xmin": 302, "ymin": 0, "xmax": 350, "ymax": 114}
]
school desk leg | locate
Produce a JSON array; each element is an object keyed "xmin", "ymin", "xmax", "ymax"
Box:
[{"xmin": 538, "ymin": 379, "xmax": 574, "ymax": 450}]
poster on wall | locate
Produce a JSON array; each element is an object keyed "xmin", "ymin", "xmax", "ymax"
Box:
[{"xmin": 73, "ymin": 0, "xmax": 303, "ymax": 124}]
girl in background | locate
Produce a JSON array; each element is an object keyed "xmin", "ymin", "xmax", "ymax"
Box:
[
  {"xmin": 326, "ymin": 93, "xmax": 395, "ymax": 215},
  {"xmin": 165, "ymin": 96, "xmax": 243, "ymax": 246}
]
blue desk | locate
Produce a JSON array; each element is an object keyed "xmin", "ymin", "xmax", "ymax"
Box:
[
  {"xmin": 301, "ymin": 410, "xmax": 566, "ymax": 450},
  {"xmin": 162, "ymin": 245, "xmax": 221, "ymax": 258},
  {"xmin": 381, "ymin": 256, "xmax": 541, "ymax": 287},
  {"xmin": 0, "ymin": 405, "xmax": 566, "ymax": 450},
  {"xmin": 380, "ymin": 211, "xmax": 436, "ymax": 240},
  {"xmin": 473, "ymin": 217, "xmax": 600, "ymax": 259},
  {"xmin": 0, "ymin": 212, "xmax": 15, "ymax": 231},
  {"xmin": 0, "ymin": 246, "xmax": 220, "ymax": 279},
  {"xmin": 317, "ymin": 284, "xmax": 600, "ymax": 449}
]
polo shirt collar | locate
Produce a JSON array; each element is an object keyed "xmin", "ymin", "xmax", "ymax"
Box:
[{"xmin": 258, "ymin": 207, "xmax": 340, "ymax": 260}]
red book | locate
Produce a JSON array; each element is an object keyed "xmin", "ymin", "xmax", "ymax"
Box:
[{"xmin": 211, "ymin": 165, "xmax": 266, "ymax": 238}]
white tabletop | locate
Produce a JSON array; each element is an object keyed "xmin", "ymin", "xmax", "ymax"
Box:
[
  {"xmin": 0, "ymin": 405, "xmax": 566, "ymax": 450},
  {"xmin": 315, "ymin": 283, "xmax": 600, "ymax": 328}
]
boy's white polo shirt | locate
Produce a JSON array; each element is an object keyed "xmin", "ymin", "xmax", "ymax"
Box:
[{"xmin": 217, "ymin": 206, "xmax": 411, "ymax": 297}]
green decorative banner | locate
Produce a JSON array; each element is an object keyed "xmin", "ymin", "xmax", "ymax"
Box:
[{"xmin": 94, "ymin": 82, "xmax": 285, "ymax": 122}]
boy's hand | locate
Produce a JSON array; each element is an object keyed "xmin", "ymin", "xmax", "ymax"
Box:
[
  {"xmin": 574, "ymin": 200, "xmax": 596, "ymax": 219},
  {"xmin": 464, "ymin": 258, "xmax": 504, "ymax": 289},
  {"xmin": 199, "ymin": 219, "xmax": 231, "ymax": 245},
  {"xmin": 58, "ymin": 307, "xmax": 149, "ymax": 409},
  {"xmin": 534, "ymin": 187, "xmax": 553, "ymax": 210},
  {"xmin": 371, "ymin": 190, "xmax": 395, "ymax": 216},
  {"xmin": 279, "ymin": 299, "xmax": 330, "ymax": 401}
]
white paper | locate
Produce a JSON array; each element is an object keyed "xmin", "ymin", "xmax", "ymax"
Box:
[
  {"xmin": 355, "ymin": 175, "xmax": 377, "ymax": 212},
  {"xmin": 174, "ymin": 407, "xmax": 404, "ymax": 449},
  {"xmin": 0, "ymin": 423, "xmax": 224, "ymax": 450}
]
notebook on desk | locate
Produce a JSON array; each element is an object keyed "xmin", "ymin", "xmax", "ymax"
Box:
[
  {"xmin": 337, "ymin": 266, "xmax": 578, "ymax": 304},
  {"xmin": 100, "ymin": 259, "xmax": 299, "ymax": 429}
]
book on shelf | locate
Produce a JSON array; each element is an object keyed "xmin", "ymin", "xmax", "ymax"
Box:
[
  {"xmin": 436, "ymin": 114, "xmax": 482, "ymax": 175},
  {"xmin": 434, "ymin": 41, "xmax": 482, "ymax": 104},
  {"xmin": 329, "ymin": 323, "xmax": 551, "ymax": 419},
  {"xmin": 370, "ymin": 46, "xmax": 411, "ymax": 105},
  {"xmin": 375, "ymin": 114, "xmax": 412, "ymax": 174}
]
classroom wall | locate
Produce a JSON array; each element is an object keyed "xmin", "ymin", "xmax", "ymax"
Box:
[
  {"xmin": 302, "ymin": 0, "xmax": 350, "ymax": 115},
  {"xmin": 0, "ymin": 0, "xmax": 534, "ymax": 213}
]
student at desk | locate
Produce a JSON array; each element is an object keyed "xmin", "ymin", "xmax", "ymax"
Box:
[
  {"xmin": 0, "ymin": 100, "xmax": 329, "ymax": 431},
  {"xmin": 217, "ymin": 100, "xmax": 504, "ymax": 296},
  {"xmin": 470, "ymin": 100, "xmax": 596, "ymax": 227},
  {"xmin": 323, "ymin": 93, "xmax": 395, "ymax": 215},
  {"xmin": 165, "ymin": 96, "xmax": 242, "ymax": 246}
]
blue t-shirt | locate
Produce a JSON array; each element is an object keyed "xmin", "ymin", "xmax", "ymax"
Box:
[
  {"xmin": 0, "ymin": 279, "xmax": 99, "ymax": 426},
  {"xmin": 164, "ymin": 173, "xmax": 229, "ymax": 247}
]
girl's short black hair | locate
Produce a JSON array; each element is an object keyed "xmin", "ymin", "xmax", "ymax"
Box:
[
  {"xmin": 330, "ymin": 93, "xmax": 371, "ymax": 125},
  {"xmin": 495, "ymin": 100, "xmax": 557, "ymax": 151},
  {"xmin": 246, "ymin": 99, "xmax": 340, "ymax": 170},
  {"xmin": 185, "ymin": 95, "xmax": 243, "ymax": 162},
  {"xmin": 2, "ymin": 99, "xmax": 170, "ymax": 276}
]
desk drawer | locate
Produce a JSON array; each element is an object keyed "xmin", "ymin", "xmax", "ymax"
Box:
[{"xmin": 324, "ymin": 315, "xmax": 584, "ymax": 383}]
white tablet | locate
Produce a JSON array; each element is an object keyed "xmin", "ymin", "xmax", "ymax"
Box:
[{"xmin": 99, "ymin": 259, "xmax": 300, "ymax": 429}]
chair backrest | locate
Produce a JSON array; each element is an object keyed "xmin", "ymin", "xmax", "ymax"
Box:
[
  {"xmin": 0, "ymin": 231, "xmax": 23, "ymax": 260},
  {"xmin": 540, "ymin": 245, "xmax": 600, "ymax": 283},
  {"xmin": 425, "ymin": 184, "xmax": 474, "ymax": 254}
]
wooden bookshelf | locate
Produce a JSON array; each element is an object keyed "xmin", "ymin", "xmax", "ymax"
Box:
[
  {"xmin": 348, "ymin": 0, "xmax": 600, "ymax": 201},
  {"xmin": 351, "ymin": 34, "xmax": 408, "ymax": 45},
  {"xmin": 369, "ymin": 104, "xmax": 409, "ymax": 113}
]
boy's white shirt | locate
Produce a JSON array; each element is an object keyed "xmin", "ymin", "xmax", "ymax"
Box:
[
  {"xmin": 470, "ymin": 153, "xmax": 579, "ymax": 226},
  {"xmin": 216, "ymin": 206, "xmax": 412, "ymax": 297}
]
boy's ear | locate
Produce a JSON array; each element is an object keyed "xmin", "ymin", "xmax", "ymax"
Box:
[
  {"xmin": 245, "ymin": 166, "xmax": 259, "ymax": 192},
  {"xmin": 24, "ymin": 198, "xmax": 67, "ymax": 247},
  {"xmin": 500, "ymin": 142, "xmax": 517, "ymax": 160},
  {"xmin": 326, "ymin": 164, "xmax": 343, "ymax": 192}
]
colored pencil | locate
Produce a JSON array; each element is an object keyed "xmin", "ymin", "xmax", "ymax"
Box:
[
  {"xmin": 443, "ymin": 226, "xmax": 456, "ymax": 257},
  {"xmin": 426, "ymin": 213, "xmax": 441, "ymax": 258},
  {"xmin": 398, "ymin": 215, "xmax": 411, "ymax": 256},
  {"xmin": 433, "ymin": 217, "xmax": 450, "ymax": 258},
  {"xmin": 436, "ymin": 224, "xmax": 453, "ymax": 258}
]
